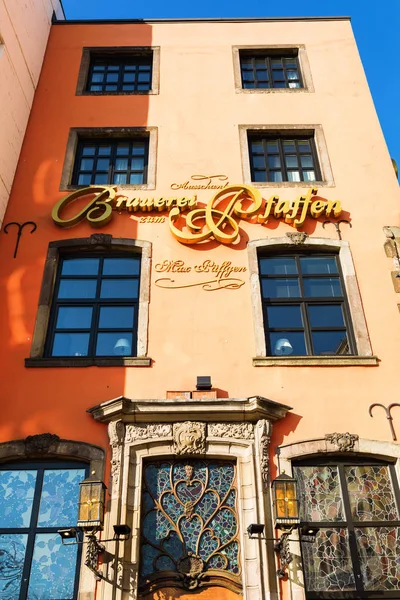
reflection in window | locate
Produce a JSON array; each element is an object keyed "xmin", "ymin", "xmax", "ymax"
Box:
[
  {"xmin": 139, "ymin": 460, "xmax": 241, "ymax": 594},
  {"xmin": 72, "ymin": 138, "xmax": 148, "ymax": 186},
  {"xmin": 294, "ymin": 462, "xmax": 400, "ymax": 597},
  {"xmin": 87, "ymin": 54, "xmax": 152, "ymax": 93},
  {"xmin": 0, "ymin": 463, "xmax": 86, "ymax": 600},
  {"xmin": 240, "ymin": 51, "xmax": 302, "ymax": 89},
  {"xmin": 46, "ymin": 255, "xmax": 141, "ymax": 358},
  {"xmin": 259, "ymin": 253, "xmax": 355, "ymax": 356}
]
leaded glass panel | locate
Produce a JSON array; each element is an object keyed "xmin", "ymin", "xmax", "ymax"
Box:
[
  {"xmin": 345, "ymin": 465, "xmax": 398, "ymax": 521},
  {"xmin": 355, "ymin": 526, "xmax": 400, "ymax": 591},
  {"xmin": 140, "ymin": 460, "xmax": 240, "ymax": 590},
  {"xmin": 295, "ymin": 465, "xmax": 343, "ymax": 521}
]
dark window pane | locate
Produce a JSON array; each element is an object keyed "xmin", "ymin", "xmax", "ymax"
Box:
[
  {"xmin": 269, "ymin": 331, "xmax": 306, "ymax": 355},
  {"xmin": 283, "ymin": 141, "xmax": 296, "ymax": 153},
  {"xmin": 0, "ymin": 534, "xmax": 28, "ymax": 596},
  {"xmin": 123, "ymin": 73, "xmax": 135, "ymax": 82},
  {"xmin": 82, "ymin": 146, "xmax": 95, "ymax": 156},
  {"xmin": 80, "ymin": 158, "xmax": 93, "ymax": 170},
  {"xmin": 266, "ymin": 305, "xmax": 302, "ymax": 328},
  {"xmin": 98, "ymin": 146, "xmax": 111, "ymax": 156},
  {"xmin": 272, "ymin": 69, "xmax": 284, "ymax": 81},
  {"xmin": 27, "ymin": 533, "xmax": 78, "ymax": 599},
  {"xmin": 242, "ymin": 71, "xmax": 254, "ymax": 82},
  {"xmin": 0, "ymin": 471, "xmax": 37, "ymax": 527},
  {"xmin": 52, "ymin": 333, "xmax": 90, "ymax": 356},
  {"xmin": 138, "ymin": 64, "xmax": 151, "ymax": 71},
  {"xmin": 138, "ymin": 72, "xmax": 151, "ymax": 82},
  {"xmin": 61, "ymin": 258, "xmax": 99, "ymax": 275},
  {"xmin": 308, "ymin": 305, "xmax": 345, "ymax": 328},
  {"xmin": 132, "ymin": 144, "xmax": 146, "ymax": 155},
  {"xmin": 273, "ymin": 81, "xmax": 286, "ymax": 89},
  {"xmin": 96, "ymin": 332, "xmax": 133, "ymax": 356},
  {"xmin": 58, "ymin": 280, "xmax": 97, "ymax": 299},
  {"xmin": 99, "ymin": 306, "xmax": 135, "ymax": 328},
  {"xmin": 130, "ymin": 173, "xmax": 144, "ymax": 184},
  {"xmin": 115, "ymin": 158, "xmax": 128, "ymax": 171},
  {"xmin": 251, "ymin": 140, "xmax": 263, "ymax": 153},
  {"xmin": 355, "ymin": 526, "xmax": 400, "ymax": 591},
  {"xmin": 106, "ymin": 73, "xmax": 118, "ymax": 83},
  {"xmin": 108, "ymin": 65, "xmax": 119, "ymax": 71},
  {"xmin": 100, "ymin": 279, "xmax": 139, "ymax": 299},
  {"xmin": 94, "ymin": 173, "xmax": 109, "ymax": 184},
  {"xmin": 103, "ymin": 257, "xmax": 140, "ymax": 275},
  {"xmin": 259, "ymin": 257, "xmax": 297, "ymax": 275},
  {"xmin": 90, "ymin": 85, "xmax": 102, "ymax": 92},
  {"xmin": 37, "ymin": 469, "xmax": 85, "ymax": 527},
  {"xmin": 131, "ymin": 157, "xmax": 145, "ymax": 170},
  {"xmin": 301, "ymin": 257, "xmax": 338, "ymax": 275},
  {"xmin": 253, "ymin": 171, "xmax": 267, "ymax": 182},
  {"xmin": 137, "ymin": 84, "xmax": 149, "ymax": 91},
  {"xmin": 298, "ymin": 141, "xmax": 311, "ymax": 153},
  {"xmin": 56, "ymin": 306, "xmax": 93, "ymax": 329},
  {"xmin": 252, "ymin": 155, "xmax": 266, "ymax": 169},
  {"xmin": 285, "ymin": 155, "xmax": 299, "ymax": 168},
  {"xmin": 303, "ymin": 278, "xmax": 342, "ymax": 297},
  {"xmin": 117, "ymin": 144, "xmax": 130, "ymax": 155},
  {"xmin": 312, "ymin": 331, "xmax": 349, "ymax": 355},
  {"xmin": 266, "ymin": 141, "xmax": 279, "ymax": 153},
  {"xmin": 269, "ymin": 171, "xmax": 283, "ymax": 182},
  {"xmin": 97, "ymin": 158, "xmax": 110, "ymax": 170},
  {"xmin": 267, "ymin": 155, "xmax": 281, "ymax": 168},
  {"xmin": 256, "ymin": 70, "xmax": 268, "ymax": 82},
  {"xmin": 345, "ymin": 466, "xmax": 398, "ymax": 522},
  {"xmin": 262, "ymin": 278, "xmax": 300, "ymax": 298},
  {"xmin": 122, "ymin": 84, "xmax": 135, "ymax": 91},
  {"xmin": 300, "ymin": 155, "xmax": 313, "ymax": 168},
  {"xmin": 78, "ymin": 174, "xmax": 91, "ymax": 185}
]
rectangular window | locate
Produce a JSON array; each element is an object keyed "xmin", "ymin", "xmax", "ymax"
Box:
[
  {"xmin": 87, "ymin": 54, "xmax": 152, "ymax": 93},
  {"xmin": 259, "ymin": 253, "xmax": 355, "ymax": 357},
  {"xmin": 240, "ymin": 50, "xmax": 302, "ymax": 89},
  {"xmin": 248, "ymin": 133, "xmax": 320, "ymax": 183},
  {"xmin": 46, "ymin": 255, "xmax": 141, "ymax": 358},
  {"xmin": 72, "ymin": 138, "xmax": 149, "ymax": 186}
]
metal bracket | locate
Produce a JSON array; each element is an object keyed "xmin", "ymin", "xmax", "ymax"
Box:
[
  {"xmin": 322, "ymin": 219, "xmax": 352, "ymax": 241},
  {"xmin": 369, "ymin": 403, "xmax": 400, "ymax": 441},
  {"xmin": 3, "ymin": 221, "xmax": 37, "ymax": 258}
]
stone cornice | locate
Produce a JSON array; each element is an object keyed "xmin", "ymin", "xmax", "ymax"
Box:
[{"xmin": 87, "ymin": 395, "xmax": 292, "ymax": 424}]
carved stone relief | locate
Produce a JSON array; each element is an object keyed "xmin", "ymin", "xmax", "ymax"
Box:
[
  {"xmin": 208, "ymin": 422, "xmax": 254, "ymax": 439},
  {"xmin": 108, "ymin": 421, "xmax": 125, "ymax": 493},
  {"xmin": 286, "ymin": 231, "xmax": 308, "ymax": 244},
  {"xmin": 257, "ymin": 419, "xmax": 272, "ymax": 488},
  {"xmin": 125, "ymin": 423, "xmax": 172, "ymax": 442},
  {"xmin": 173, "ymin": 422, "xmax": 206, "ymax": 455},
  {"xmin": 325, "ymin": 432, "xmax": 359, "ymax": 452},
  {"xmin": 24, "ymin": 433, "xmax": 60, "ymax": 455}
]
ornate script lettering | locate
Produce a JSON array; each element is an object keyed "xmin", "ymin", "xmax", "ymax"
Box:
[
  {"xmin": 154, "ymin": 260, "xmax": 247, "ymax": 291},
  {"xmin": 171, "ymin": 174, "xmax": 229, "ymax": 191}
]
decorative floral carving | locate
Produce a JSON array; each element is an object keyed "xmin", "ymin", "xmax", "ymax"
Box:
[
  {"xmin": 24, "ymin": 433, "xmax": 60, "ymax": 455},
  {"xmin": 325, "ymin": 432, "xmax": 359, "ymax": 452},
  {"xmin": 125, "ymin": 423, "xmax": 172, "ymax": 442},
  {"xmin": 177, "ymin": 554, "xmax": 205, "ymax": 590},
  {"xmin": 286, "ymin": 231, "xmax": 308, "ymax": 244},
  {"xmin": 108, "ymin": 421, "xmax": 125, "ymax": 493},
  {"xmin": 257, "ymin": 419, "xmax": 272, "ymax": 488},
  {"xmin": 207, "ymin": 422, "xmax": 254, "ymax": 439},
  {"xmin": 173, "ymin": 422, "xmax": 206, "ymax": 455}
]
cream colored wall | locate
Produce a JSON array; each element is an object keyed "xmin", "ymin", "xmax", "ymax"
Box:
[{"xmin": 0, "ymin": 0, "xmax": 63, "ymax": 225}]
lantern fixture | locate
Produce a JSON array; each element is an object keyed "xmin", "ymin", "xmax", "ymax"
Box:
[
  {"xmin": 271, "ymin": 472, "xmax": 300, "ymax": 530},
  {"xmin": 77, "ymin": 471, "xmax": 106, "ymax": 530}
]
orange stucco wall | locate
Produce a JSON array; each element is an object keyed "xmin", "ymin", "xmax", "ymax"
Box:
[{"xmin": 1, "ymin": 17, "xmax": 400, "ymax": 493}]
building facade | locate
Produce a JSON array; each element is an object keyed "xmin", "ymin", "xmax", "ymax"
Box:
[
  {"xmin": 0, "ymin": 15, "xmax": 400, "ymax": 600},
  {"xmin": 0, "ymin": 0, "xmax": 64, "ymax": 226}
]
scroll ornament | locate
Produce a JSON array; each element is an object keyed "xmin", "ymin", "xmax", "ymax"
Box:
[
  {"xmin": 108, "ymin": 421, "xmax": 125, "ymax": 492},
  {"xmin": 257, "ymin": 419, "xmax": 272, "ymax": 488},
  {"xmin": 173, "ymin": 422, "xmax": 206, "ymax": 455},
  {"xmin": 208, "ymin": 422, "xmax": 254, "ymax": 439}
]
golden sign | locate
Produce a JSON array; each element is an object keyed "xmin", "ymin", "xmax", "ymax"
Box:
[
  {"xmin": 51, "ymin": 184, "xmax": 343, "ymax": 245},
  {"xmin": 154, "ymin": 259, "xmax": 246, "ymax": 291},
  {"xmin": 170, "ymin": 174, "xmax": 229, "ymax": 191}
]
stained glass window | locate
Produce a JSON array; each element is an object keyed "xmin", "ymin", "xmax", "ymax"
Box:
[
  {"xmin": 0, "ymin": 462, "xmax": 87, "ymax": 600},
  {"xmin": 139, "ymin": 460, "xmax": 241, "ymax": 593},
  {"xmin": 294, "ymin": 461, "xmax": 400, "ymax": 598}
]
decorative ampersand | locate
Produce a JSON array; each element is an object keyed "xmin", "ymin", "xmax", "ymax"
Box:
[{"xmin": 168, "ymin": 184, "xmax": 263, "ymax": 245}]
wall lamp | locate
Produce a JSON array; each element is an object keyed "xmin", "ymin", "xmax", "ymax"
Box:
[
  {"xmin": 248, "ymin": 474, "xmax": 319, "ymax": 580},
  {"xmin": 57, "ymin": 473, "xmax": 131, "ymax": 580}
]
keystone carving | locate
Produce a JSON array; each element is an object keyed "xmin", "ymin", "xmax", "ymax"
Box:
[
  {"xmin": 177, "ymin": 554, "xmax": 205, "ymax": 590},
  {"xmin": 325, "ymin": 432, "xmax": 359, "ymax": 452},
  {"xmin": 108, "ymin": 421, "xmax": 125, "ymax": 493},
  {"xmin": 208, "ymin": 422, "xmax": 254, "ymax": 439},
  {"xmin": 286, "ymin": 231, "xmax": 308, "ymax": 244},
  {"xmin": 90, "ymin": 233, "xmax": 112, "ymax": 245},
  {"xmin": 24, "ymin": 433, "xmax": 60, "ymax": 455},
  {"xmin": 257, "ymin": 419, "xmax": 272, "ymax": 488},
  {"xmin": 125, "ymin": 423, "xmax": 172, "ymax": 442},
  {"xmin": 173, "ymin": 422, "xmax": 206, "ymax": 455}
]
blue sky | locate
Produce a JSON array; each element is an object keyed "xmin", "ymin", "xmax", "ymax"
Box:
[{"xmin": 62, "ymin": 0, "xmax": 400, "ymax": 167}]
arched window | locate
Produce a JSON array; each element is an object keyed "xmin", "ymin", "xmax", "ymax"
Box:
[
  {"xmin": 139, "ymin": 459, "xmax": 241, "ymax": 594},
  {"xmin": 293, "ymin": 459, "xmax": 400, "ymax": 598},
  {"xmin": 0, "ymin": 461, "xmax": 88, "ymax": 600}
]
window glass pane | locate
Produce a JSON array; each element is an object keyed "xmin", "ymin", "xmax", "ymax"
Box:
[
  {"xmin": 285, "ymin": 155, "xmax": 299, "ymax": 168},
  {"xmin": 0, "ymin": 470, "xmax": 37, "ymax": 527},
  {"xmin": 115, "ymin": 158, "xmax": 128, "ymax": 170},
  {"xmin": 82, "ymin": 146, "xmax": 95, "ymax": 156},
  {"xmin": 0, "ymin": 534, "xmax": 28, "ymax": 597},
  {"xmin": 98, "ymin": 146, "xmax": 111, "ymax": 156},
  {"xmin": 61, "ymin": 258, "xmax": 99, "ymax": 276},
  {"xmin": 130, "ymin": 173, "xmax": 144, "ymax": 184},
  {"xmin": 91, "ymin": 73, "xmax": 104, "ymax": 83},
  {"xmin": 266, "ymin": 305, "xmax": 302, "ymax": 328},
  {"xmin": 266, "ymin": 141, "xmax": 279, "ymax": 153},
  {"xmin": 99, "ymin": 306, "xmax": 135, "ymax": 328},
  {"xmin": 97, "ymin": 158, "xmax": 109, "ymax": 170},
  {"xmin": 287, "ymin": 171, "xmax": 301, "ymax": 182},
  {"xmin": 131, "ymin": 157, "xmax": 145, "ymax": 170},
  {"xmin": 267, "ymin": 155, "xmax": 281, "ymax": 168},
  {"xmin": 308, "ymin": 304, "xmax": 344, "ymax": 328},
  {"xmin": 251, "ymin": 140, "xmax": 263, "ymax": 153},
  {"xmin": 58, "ymin": 280, "xmax": 97, "ymax": 299},
  {"xmin": 269, "ymin": 331, "xmax": 306, "ymax": 355},
  {"xmin": 300, "ymin": 257, "xmax": 338, "ymax": 275},
  {"xmin": 123, "ymin": 73, "xmax": 136, "ymax": 82},
  {"xmin": 345, "ymin": 466, "xmax": 398, "ymax": 521},
  {"xmin": 298, "ymin": 141, "xmax": 311, "ymax": 153},
  {"xmin": 252, "ymin": 155, "xmax": 265, "ymax": 169},
  {"xmin": 355, "ymin": 526, "xmax": 400, "ymax": 591},
  {"xmin": 52, "ymin": 333, "xmax": 90, "ymax": 357},
  {"xmin": 269, "ymin": 171, "xmax": 283, "ymax": 182},
  {"xmin": 113, "ymin": 173, "xmax": 127, "ymax": 184},
  {"xmin": 287, "ymin": 70, "xmax": 299, "ymax": 80},
  {"xmin": 284, "ymin": 58, "xmax": 297, "ymax": 68},
  {"xmin": 256, "ymin": 70, "xmax": 268, "ymax": 82},
  {"xmin": 137, "ymin": 84, "xmax": 149, "ymax": 90},
  {"xmin": 303, "ymin": 170, "xmax": 316, "ymax": 181},
  {"xmin": 117, "ymin": 144, "xmax": 130, "ymax": 155},
  {"xmin": 78, "ymin": 174, "xmax": 91, "ymax": 185},
  {"xmin": 38, "ymin": 469, "xmax": 85, "ymax": 527},
  {"xmin": 96, "ymin": 332, "xmax": 133, "ymax": 356},
  {"xmin": 138, "ymin": 72, "xmax": 151, "ymax": 82},
  {"xmin": 90, "ymin": 85, "xmax": 102, "ymax": 92},
  {"xmin": 132, "ymin": 144, "xmax": 146, "ymax": 155},
  {"xmin": 27, "ymin": 533, "xmax": 78, "ymax": 600},
  {"xmin": 300, "ymin": 155, "xmax": 313, "ymax": 168},
  {"xmin": 242, "ymin": 71, "xmax": 253, "ymax": 82},
  {"xmin": 259, "ymin": 257, "xmax": 297, "ymax": 275},
  {"xmin": 123, "ymin": 84, "xmax": 135, "ymax": 91},
  {"xmin": 253, "ymin": 171, "xmax": 267, "ymax": 182},
  {"xmin": 262, "ymin": 278, "xmax": 299, "ymax": 298},
  {"xmin": 103, "ymin": 257, "xmax": 140, "ymax": 275},
  {"xmin": 294, "ymin": 465, "xmax": 344, "ymax": 521},
  {"xmin": 312, "ymin": 331, "xmax": 349, "ymax": 355},
  {"xmin": 272, "ymin": 69, "xmax": 284, "ymax": 81},
  {"xmin": 94, "ymin": 173, "xmax": 109, "ymax": 184},
  {"xmin": 288, "ymin": 81, "xmax": 300, "ymax": 89},
  {"xmin": 100, "ymin": 279, "xmax": 139, "ymax": 299},
  {"xmin": 108, "ymin": 65, "xmax": 119, "ymax": 71},
  {"xmin": 80, "ymin": 158, "xmax": 93, "ymax": 170},
  {"xmin": 303, "ymin": 277, "xmax": 342, "ymax": 297},
  {"xmin": 106, "ymin": 73, "xmax": 118, "ymax": 83},
  {"xmin": 56, "ymin": 306, "xmax": 93, "ymax": 329},
  {"xmin": 283, "ymin": 141, "xmax": 296, "ymax": 153},
  {"xmin": 271, "ymin": 58, "xmax": 283, "ymax": 67},
  {"xmin": 301, "ymin": 528, "xmax": 355, "ymax": 592}
]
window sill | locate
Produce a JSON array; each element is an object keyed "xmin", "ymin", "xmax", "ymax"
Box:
[
  {"xmin": 236, "ymin": 87, "xmax": 309, "ymax": 94},
  {"xmin": 252, "ymin": 355, "xmax": 379, "ymax": 367},
  {"xmin": 77, "ymin": 90, "xmax": 158, "ymax": 96},
  {"xmin": 25, "ymin": 357, "xmax": 152, "ymax": 368}
]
